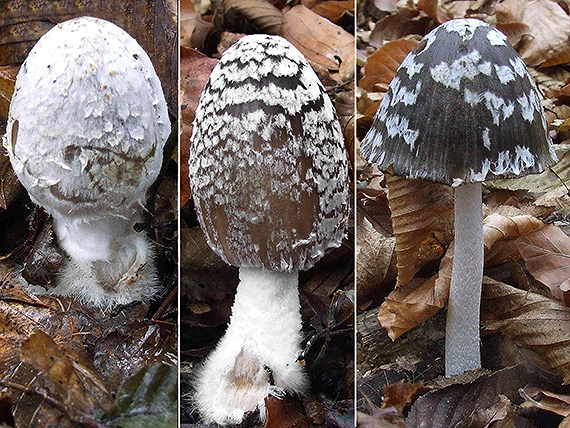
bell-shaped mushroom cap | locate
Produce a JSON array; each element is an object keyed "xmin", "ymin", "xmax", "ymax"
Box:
[
  {"xmin": 189, "ymin": 35, "xmax": 349, "ymax": 272},
  {"xmin": 4, "ymin": 17, "xmax": 170, "ymax": 218},
  {"xmin": 361, "ymin": 18, "xmax": 556, "ymax": 187}
]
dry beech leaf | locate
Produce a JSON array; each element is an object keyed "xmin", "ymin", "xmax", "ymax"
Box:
[
  {"xmin": 0, "ymin": 153, "xmax": 25, "ymax": 211},
  {"xmin": 496, "ymin": 0, "xmax": 570, "ymax": 67},
  {"xmin": 385, "ymin": 174, "xmax": 454, "ymax": 288},
  {"xmin": 356, "ymin": 201, "xmax": 396, "ymax": 309},
  {"xmin": 520, "ymin": 385, "xmax": 570, "ymax": 417},
  {"xmin": 359, "ymin": 39, "xmax": 419, "ymax": 92},
  {"xmin": 223, "ymin": 0, "xmax": 283, "ymax": 35},
  {"xmin": 264, "ymin": 393, "xmax": 314, "ymax": 428},
  {"xmin": 180, "ymin": 0, "xmax": 197, "ymax": 48},
  {"xmin": 378, "ymin": 214, "xmax": 544, "ymax": 340},
  {"xmin": 417, "ymin": 0, "xmax": 450, "ymax": 25},
  {"xmin": 368, "ymin": 9, "xmax": 431, "ymax": 48},
  {"xmin": 311, "ymin": 0, "xmax": 354, "ymax": 23},
  {"xmin": 281, "ymin": 5, "xmax": 354, "ymax": 83},
  {"xmin": 516, "ymin": 224, "xmax": 570, "ymax": 304},
  {"xmin": 407, "ymin": 366, "xmax": 528, "ymax": 428},
  {"xmin": 482, "ymin": 277, "xmax": 570, "ymax": 383},
  {"xmin": 180, "ymin": 47, "xmax": 218, "ymax": 207}
]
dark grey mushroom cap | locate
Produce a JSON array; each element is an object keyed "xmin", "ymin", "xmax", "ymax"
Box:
[{"xmin": 361, "ymin": 18, "xmax": 557, "ymax": 187}]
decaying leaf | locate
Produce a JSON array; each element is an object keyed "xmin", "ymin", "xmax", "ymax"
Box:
[
  {"xmin": 281, "ymin": 5, "xmax": 354, "ymax": 84},
  {"xmin": 368, "ymin": 9, "xmax": 430, "ymax": 48},
  {"xmin": 381, "ymin": 380, "xmax": 426, "ymax": 413},
  {"xmin": 520, "ymin": 385, "xmax": 570, "ymax": 417},
  {"xmin": 180, "ymin": 0, "xmax": 197, "ymax": 48},
  {"xmin": 482, "ymin": 277, "xmax": 570, "ymax": 383},
  {"xmin": 359, "ymin": 39, "xmax": 419, "ymax": 92},
  {"xmin": 311, "ymin": 0, "xmax": 354, "ymax": 23}
]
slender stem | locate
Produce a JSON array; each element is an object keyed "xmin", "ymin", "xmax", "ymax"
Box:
[{"xmin": 445, "ymin": 182, "xmax": 483, "ymax": 376}]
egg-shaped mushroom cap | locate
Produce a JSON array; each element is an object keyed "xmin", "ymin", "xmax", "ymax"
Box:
[
  {"xmin": 361, "ymin": 18, "xmax": 556, "ymax": 187},
  {"xmin": 189, "ymin": 35, "xmax": 349, "ymax": 272},
  {"xmin": 4, "ymin": 17, "xmax": 170, "ymax": 218}
]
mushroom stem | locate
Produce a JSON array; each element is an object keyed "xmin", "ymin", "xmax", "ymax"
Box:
[
  {"xmin": 195, "ymin": 267, "xmax": 308, "ymax": 425},
  {"xmin": 48, "ymin": 213, "xmax": 157, "ymax": 307},
  {"xmin": 445, "ymin": 181, "xmax": 484, "ymax": 377}
]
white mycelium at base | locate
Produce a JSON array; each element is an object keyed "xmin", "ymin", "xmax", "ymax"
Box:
[
  {"xmin": 194, "ymin": 268, "xmax": 307, "ymax": 425},
  {"xmin": 4, "ymin": 17, "xmax": 170, "ymax": 307},
  {"xmin": 445, "ymin": 182, "xmax": 484, "ymax": 376}
]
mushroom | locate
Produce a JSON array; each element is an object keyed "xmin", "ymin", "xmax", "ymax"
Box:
[
  {"xmin": 3, "ymin": 17, "xmax": 170, "ymax": 307},
  {"xmin": 360, "ymin": 18, "xmax": 556, "ymax": 377},
  {"xmin": 189, "ymin": 34, "xmax": 349, "ymax": 424}
]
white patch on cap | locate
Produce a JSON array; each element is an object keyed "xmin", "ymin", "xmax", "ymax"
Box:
[
  {"xmin": 517, "ymin": 93, "xmax": 535, "ymax": 121},
  {"xmin": 430, "ymin": 50, "xmax": 491, "ymax": 91},
  {"xmin": 399, "ymin": 53, "xmax": 424, "ymax": 79},
  {"xmin": 482, "ymin": 128, "xmax": 491, "ymax": 149},
  {"xmin": 464, "ymin": 88, "xmax": 481, "ymax": 106},
  {"xmin": 465, "ymin": 90, "xmax": 514, "ymax": 125},
  {"xmin": 486, "ymin": 28, "xmax": 507, "ymax": 46},
  {"xmin": 385, "ymin": 114, "xmax": 419, "ymax": 151},
  {"xmin": 390, "ymin": 76, "xmax": 422, "ymax": 106},
  {"xmin": 442, "ymin": 18, "xmax": 487, "ymax": 41},
  {"xmin": 494, "ymin": 65, "xmax": 515, "ymax": 84},
  {"xmin": 509, "ymin": 57, "xmax": 527, "ymax": 78}
]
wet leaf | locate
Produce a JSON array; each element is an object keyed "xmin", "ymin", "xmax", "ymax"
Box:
[
  {"xmin": 359, "ymin": 39, "xmax": 419, "ymax": 92},
  {"xmin": 520, "ymin": 385, "xmax": 570, "ymax": 417},
  {"xmin": 264, "ymin": 394, "xmax": 314, "ymax": 428},
  {"xmin": 103, "ymin": 363, "xmax": 177, "ymax": 428}
]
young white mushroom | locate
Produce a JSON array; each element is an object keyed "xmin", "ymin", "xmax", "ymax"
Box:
[
  {"xmin": 189, "ymin": 35, "xmax": 349, "ymax": 424},
  {"xmin": 3, "ymin": 17, "xmax": 170, "ymax": 307},
  {"xmin": 361, "ymin": 19, "xmax": 556, "ymax": 377}
]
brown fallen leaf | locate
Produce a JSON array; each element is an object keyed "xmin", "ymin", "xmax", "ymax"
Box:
[
  {"xmin": 520, "ymin": 385, "xmax": 570, "ymax": 417},
  {"xmin": 378, "ymin": 214, "xmax": 545, "ymax": 339},
  {"xmin": 407, "ymin": 366, "xmax": 530, "ymax": 428},
  {"xmin": 359, "ymin": 39, "xmax": 419, "ymax": 92},
  {"xmin": 516, "ymin": 224, "xmax": 570, "ymax": 304},
  {"xmin": 368, "ymin": 9, "xmax": 431, "ymax": 48},
  {"xmin": 0, "ymin": 65, "xmax": 17, "ymax": 124},
  {"xmin": 385, "ymin": 173, "xmax": 454, "ymax": 288},
  {"xmin": 356, "ymin": 201, "xmax": 396, "ymax": 309},
  {"xmin": 224, "ymin": 0, "xmax": 284, "ymax": 35},
  {"xmin": 482, "ymin": 277, "xmax": 570, "ymax": 383},
  {"xmin": 264, "ymin": 393, "xmax": 315, "ymax": 428},
  {"xmin": 496, "ymin": 0, "xmax": 570, "ymax": 68},
  {"xmin": 311, "ymin": 0, "xmax": 354, "ymax": 23},
  {"xmin": 281, "ymin": 5, "xmax": 354, "ymax": 84},
  {"xmin": 357, "ymin": 409, "xmax": 406, "ymax": 427},
  {"xmin": 381, "ymin": 380, "xmax": 426, "ymax": 413},
  {"xmin": 180, "ymin": 0, "xmax": 197, "ymax": 48}
]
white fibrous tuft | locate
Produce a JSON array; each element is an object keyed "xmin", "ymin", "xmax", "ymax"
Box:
[
  {"xmin": 4, "ymin": 17, "xmax": 170, "ymax": 306},
  {"xmin": 194, "ymin": 269, "xmax": 307, "ymax": 425},
  {"xmin": 361, "ymin": 18, "xmax": 556, "ymax": 186},
  {"xmin": 189, "ymin": 35, "xmax": 349, "ymax": 272}
]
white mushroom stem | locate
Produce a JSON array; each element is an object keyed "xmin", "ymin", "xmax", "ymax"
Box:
[
  {"xmin": 195, "ymin": 268, "xmax": 308, "ymax": 425},
  {"xmin": 445, "ymin": 181, "xmax": 484, "ymax": 377},
  {"xmin": 46, "ymin": 212, "xmax": 157, "ymax": 307}
]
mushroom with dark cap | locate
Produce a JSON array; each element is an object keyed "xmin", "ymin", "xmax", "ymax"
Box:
[
  {"xmin": 189, "ymin": 34, "xmax": 349, "ymax": 424},
  {"xmin": 4, "ymin": 17, "xmax": 171, "ymax": 307},
  {"xmin": 360, "ymin": 18, "xmax": 556, "ymax": 377}
]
